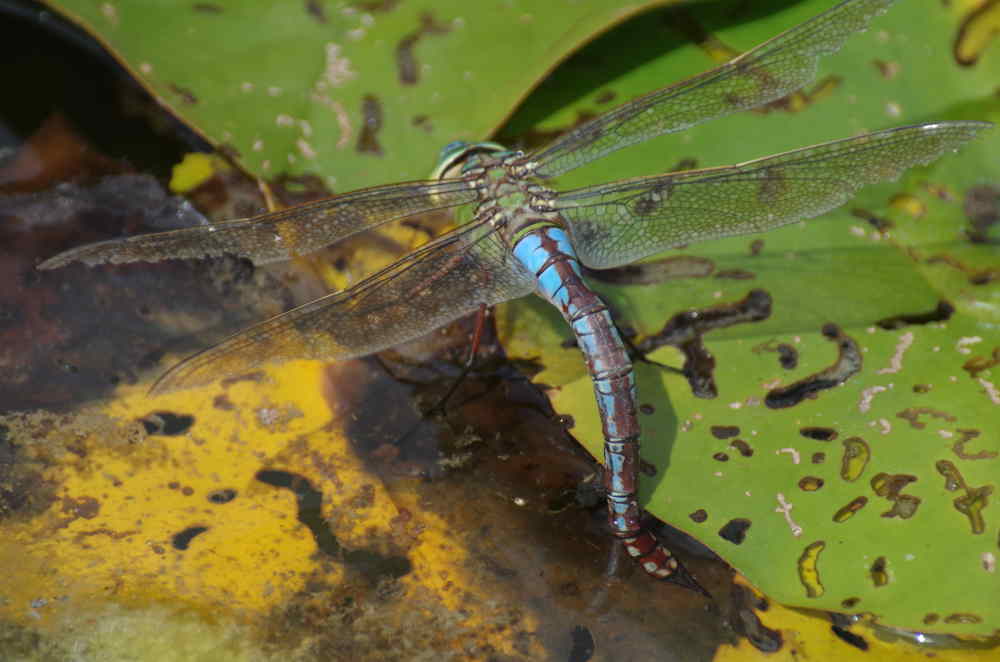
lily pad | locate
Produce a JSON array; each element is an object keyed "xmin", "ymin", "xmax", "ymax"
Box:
[
  {"xmin": 498, "ymin": 0, "xmax": 999, "ymax": 635},
  {"xmin": 28, "ymin": 0, "xmax": 1000, "ymax": 641},
  {"xmin": 42, "ymin": 0, "xmax": 675, "ymax": 192}
]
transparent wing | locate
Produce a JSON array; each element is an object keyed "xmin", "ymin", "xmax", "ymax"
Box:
[
  {"xmin": 525, "ymin": 0, "xmax": 894, "ymax": 179},
  {"xmin": 38, "ymin": 178, "xmax": 479, "ymax": 269},
  {"xmin": 150, "ymin": 219, "xmax": 536, "ymax": 393},
  {"xmin": 554, "ymin": 122, "xmax": 990, "ymax": 269}
]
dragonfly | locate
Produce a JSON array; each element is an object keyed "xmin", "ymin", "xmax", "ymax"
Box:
[{"xmin": 40, "ymin": 0, "xmax": 990, "ymax": 584}]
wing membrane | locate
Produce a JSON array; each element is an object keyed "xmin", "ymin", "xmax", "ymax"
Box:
[
  {"xmin": 38, "ymin": 178, "xmax": 478, "ymax": 269},
  {"xmin": 150, "ymin": 219, "xmax": 535, "ymax": 393},
  {"xmin": 554, "ymin": 122, "xmax": 990, "ymax": 269},
  {"xmin": 527, "ymin": 0, "xmax": 895, "ymax": 179}
]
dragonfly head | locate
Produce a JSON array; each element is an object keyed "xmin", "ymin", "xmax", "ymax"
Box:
[{"xmin": 432, "ymin": 140, "xmax": 510, "ymax": 179}]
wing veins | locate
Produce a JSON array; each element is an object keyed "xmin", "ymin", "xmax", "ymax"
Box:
[
  {"xmin": 150, "ymin": 215, "xmax": 513, "ymax": 393},
  {"xmin": 38, "ymin": 177, "xmax": 478, "ymax": 269},
  {"xmin": 527, "ymin": 0, "xmax": 895, "ymax": 178}
]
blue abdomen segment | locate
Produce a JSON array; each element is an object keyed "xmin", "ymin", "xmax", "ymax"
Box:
[
  {"xmin": 512, "ymin": 225, "xmax": 643, "ymax": 536},
  {"xmin": 512, "ymin": 227, "xmax": 585, "ymax": 318}
]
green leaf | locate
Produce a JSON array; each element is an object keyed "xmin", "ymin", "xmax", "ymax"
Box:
[
  {"xmin": 499, "ymin": 0, "xmax": 1000, "ymax": 635},
  {"xmin": 39, "ymin": 0, "xmax": 998, "ymax": 636},
  {"xmin": 42, "ymin": 0, "xmax": 675, "ymax": 192}
]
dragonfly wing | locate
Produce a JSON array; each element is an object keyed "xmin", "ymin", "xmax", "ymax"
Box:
[
  {"xmin": 38, "ymin": 178, "xmax": 479, "ymax": 269},
  {"xmin": 554, "ymin": 122, "xmax": 990, "ymax": 269},
  {"xmin": 150, "ymin": 219, "xmax": 536, "ymax": 393},
  {"xmin": 526, "ymin": 0, "xmax": 894, "ymax": 179}
]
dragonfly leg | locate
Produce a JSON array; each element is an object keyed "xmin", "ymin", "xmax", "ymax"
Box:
[{"xmin": 428, "ymin": 302, "xmax": 489, "ymax": 416}]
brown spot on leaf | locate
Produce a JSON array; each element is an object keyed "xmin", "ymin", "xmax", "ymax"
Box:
[
  {"xmin": 718, "ymin": 518, "xmax": 751, "ymax": 544},
  {"xmin": 798, "ymin": 476, "xmax": 824, "ymax": 492},
  {"xmin": 871, "ymin": 473, "xmax": 921, "ymax": 519},
  {"xmin": 954, "ymin": 3, "xmax": 1000, "ymax": 66},
  {"xmin": 870, "ymin": 556, "xmax": 889, "ymax": 587},
  {"xmin": 305, "ymin": 0, "xmax": 327, "ymax": 22},
  {"xmin": 357, "ymin": 94, "xmax": 384, "ymax": 156},
  {"xmin": 640, "ymin": 289, "xmax": 771, "ymax": 399},
  {"xmin": 213, "ymin": 394, "xmax": 234, "ymax": 410},
  {"xmin": 963, "ymin": 184, "xmax": 999, "ymax": 243},
  {"xmin": 766, "ymin": 324, "xmax": 861, "ymax": 409},
  {"xmin": 963, "ymin": 347, "xmax": 1000, "ymax": 378},
  {"xmin": 411, "ymin": 115, "xmax": 432, "ymax": 132},
  {"xmin": 872, "ymin": 58, "xmax": 900, "ymax": 79},
  {"xmin": 897, "ymin": 407, "xmax": 956, "ymax": 429},
  {"xmin": 937, "ymin": 460, "xmax": 964, "ymax": 491},
  {"xmin": 952, "ymin": 428, "xmax": 996, "ymax": 460},
  {"xmin": 172, "ymin": 525, "xmax": 208, "ymax": 550},
  {"xmin": 800, "ymin": 427, "xmax": 837, "ymax": 442},
  {"xmin": 876, "ymin": 300, "xmax": 955, "ymax": 329},
  {"xmin": 714, "ymin": 269, "xmax": 755, "ymax": 280},
  {"xmin": 711, "ymin": 425, "xmax": 740, "ymax": 439},
  {"xmin": 141, "ymin": 411, "xmax": 195, "ymax": 436},
  {"xmin": 797, "ymin": 540, "xmax": 825, "ymax": 598},
  {"xmin": 851, "ymin": 207, "xmax": 894, "ymax": 232},
  {"xmin": 730, "ymin": 439, "xmax": 753, "ymax": 457},
  {"xmin": 689, "ymin": 509, "xmax": 708, "ymax": 523},
  {"xmin": 840, "ymin": 437, "xmax": 870, "ymax": 482},
  {"xmin": 395, "ymin": 13, "xmax": 449, "ymax": 85},
  {"xmin": 936, "ymin": 463, "xmax": 995, "ymax": 534},
  {"xmin": 62, "ymin": 495, "xmax": 100, "ymax": 519},
  {"xmin": 925, "ymin": 252, "xmax": 999, "ymax": 287},
  {"xmin": 833, "ymin": 496, "xmax": 868, "ymax": 523},
  {"xmin": 752, "ymin": 340, "xmax": 798, "ymax": 369},
  {"xmin": 207, "ymin": 489, "xmax": 236, "ymax": 504}
]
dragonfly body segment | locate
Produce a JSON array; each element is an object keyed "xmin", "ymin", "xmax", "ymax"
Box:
[
  {"xmin": 39, "ymin": 0, "xmax": 991, "ymax": 585},
  {"xmin": 512, "ymin": 225, "xmax": 679, "ymax": 576}
]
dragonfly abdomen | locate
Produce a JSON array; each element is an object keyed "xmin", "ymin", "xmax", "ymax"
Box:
[
  {"xmin": 513, "ymin": 225, "xmax": 643, "ymax": 524},
  {"xmin": 512, "ymin": 226, "xmax": 683, "ymax": 581},
  {"xmin": 512, "ymin": 225, "xmax": 638, "ymax": 438}
]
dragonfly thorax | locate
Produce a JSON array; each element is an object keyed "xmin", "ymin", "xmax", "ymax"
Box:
[{"xmin": 435, "ymin": 140, "xmax": 563, "ymax": 243}]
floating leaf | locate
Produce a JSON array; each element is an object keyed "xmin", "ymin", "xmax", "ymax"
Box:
[
  {"xmin": 500, "ymin": 0, "xmax": 999, "ymax": 635},
  {"xmin": 42, "ymin": 0, "xmax": 676, "ymax": 192}
]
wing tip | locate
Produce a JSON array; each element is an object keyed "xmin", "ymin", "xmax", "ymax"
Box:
[
  {"xmin": 148, "ymin": 364, "xmax": 209, "ymax": 396},
  {"xmin": 917, "ymin": 120, "xmax": 994, "ymax": 155},
  {"xmin": 36, "ymin": 239, "xmax": 129, "ymax": 270},
  {"xmin": 36, "ymin": 255, "xmax": 67, "ymax": 271}
]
